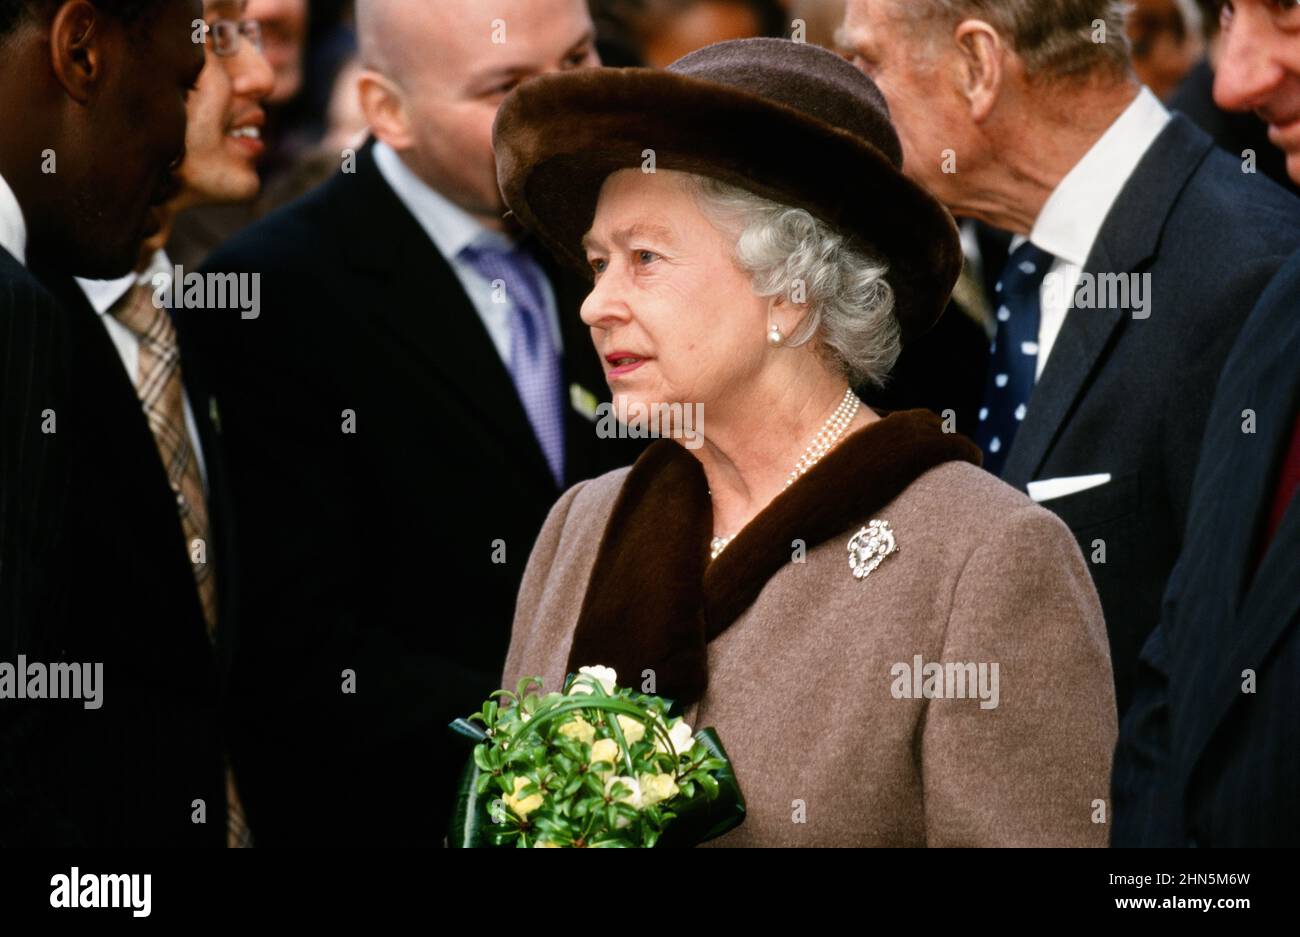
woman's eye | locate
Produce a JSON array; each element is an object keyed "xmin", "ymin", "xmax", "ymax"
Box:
[
  {"xmin": 635, "ymin": 250, "xmax": 659, "ymax": 265},
  {"xmin": 589, "ymin": 257, "xmax": 607, "ymax": 275}
]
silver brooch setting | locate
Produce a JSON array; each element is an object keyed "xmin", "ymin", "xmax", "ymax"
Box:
[{"xmin": 847, "ymin": 520, "xmax": 898, "ymax": 580}]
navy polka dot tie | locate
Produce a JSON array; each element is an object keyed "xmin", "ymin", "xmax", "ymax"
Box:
[{"xmin": 975, "ymin": 241, "xmax": 1054, "ymax": 477}]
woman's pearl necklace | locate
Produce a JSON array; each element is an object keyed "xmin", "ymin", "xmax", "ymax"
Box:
[{"xmin": 710, "ymin": 387, "xmax": 861, "ymax": 560}]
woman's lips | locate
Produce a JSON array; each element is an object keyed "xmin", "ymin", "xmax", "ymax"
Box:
[
  {"xmin": 605, "ymin": 353, "xmax": 649, "ymax": 379},
  {"xmin": 226, "ymin": 124, "xmax": 265, "ymax": 159}
]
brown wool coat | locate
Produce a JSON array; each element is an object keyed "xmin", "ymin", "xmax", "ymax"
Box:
[{"xmin": 501, "ymin": 411, "xmax": 1117, "ymax": 847}]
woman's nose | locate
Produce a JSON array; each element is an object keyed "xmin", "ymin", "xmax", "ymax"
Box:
[{"xmin": 580, "ymin": 267, "xmax": 632, "ymax": 329}]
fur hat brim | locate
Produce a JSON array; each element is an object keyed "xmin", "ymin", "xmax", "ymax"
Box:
[{"xmin": 493, "ymin": 66, "xmax": 963, "ymax": 344}]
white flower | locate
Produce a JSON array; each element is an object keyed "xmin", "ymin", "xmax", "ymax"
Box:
[
  {"xmin": 616, "ymin": 715, "xmax": 646, "ymax": 745},
  {"xmin": 655, "ymin": 718, "xmax": 695, "ymax": 757},
  {"xmin": 604, "ymin": 775, "xmax": 643, "ymax": 827},
  {"xmin": 567, "ymin": 665, "xmax": 618, "ymax": 696}
]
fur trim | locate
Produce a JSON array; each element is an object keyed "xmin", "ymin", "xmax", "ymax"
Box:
[{"xmin": 565, "ymin": 409, "xmax": 982, "ymax": 705}]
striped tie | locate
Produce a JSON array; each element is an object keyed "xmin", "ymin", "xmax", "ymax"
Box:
[{"xmin": 110, "ymin": 282, "xmax": 251, "ymax": 846}]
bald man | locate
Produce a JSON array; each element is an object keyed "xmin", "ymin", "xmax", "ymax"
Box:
[{"xmin": 191, "ymin": 0, "xmax": 640, "ymax": 846}]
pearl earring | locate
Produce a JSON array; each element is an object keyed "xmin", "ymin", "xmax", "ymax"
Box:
[{"xmin": 767, "ymin": 323, "xmax": 783, "ymax": 347}]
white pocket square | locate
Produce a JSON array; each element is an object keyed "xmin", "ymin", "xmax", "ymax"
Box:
[{"xmin": 1027, "ymin": 473, "xmax": 1112, "ymax": 503}]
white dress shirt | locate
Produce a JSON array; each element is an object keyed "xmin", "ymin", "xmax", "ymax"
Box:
[
  {"xmin": 1013, "ymin": 86, "xmax": 1170, "ymax": 380},
  {"xmin": 372, "ymin": 140, "xmax": 564, "ymax": 366},
  {"xmin": 76, "ymin": 249, "xmax": 208, "ymax": 487},
  {"xmin": 0, "ymin": 170, "xmax": 28, "ymax": 265}
]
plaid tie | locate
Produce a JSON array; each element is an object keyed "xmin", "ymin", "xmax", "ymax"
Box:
[
  {"xmin": 109, "ymin": 281, "xmax": 251, "ymax": 846},
  {"xmin": 111, "ymin": 282, "xmax": 218, "ymax": 632},
  {"xmin": 459, "ymin": 241, "xmax": 567, "ymax": 487}
]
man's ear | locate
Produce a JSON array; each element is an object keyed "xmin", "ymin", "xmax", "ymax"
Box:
[
  {"xmin": 358, "ymin": 69, "xmax": 413, "ymax": 150},
  {"xmin": 952, "ymin": 19, "xmax": 1005, "ymax": 123},
  {"xmin": 49, "ymin": 1, "xmax": 106, "ymax": 105}
]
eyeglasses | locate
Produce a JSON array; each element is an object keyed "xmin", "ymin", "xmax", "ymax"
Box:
[{"xmin": 205, "ymin": 19, "xmax": 264, "ymax": 57}]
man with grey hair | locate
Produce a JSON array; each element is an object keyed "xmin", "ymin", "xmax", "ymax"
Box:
[
  {"xmin": 837, "ymin": 0, "xmax": 1300, "ymax": 716},
  {"xmin": 197, "ymin": 0, "xmax": 638, "ymax": 845}
]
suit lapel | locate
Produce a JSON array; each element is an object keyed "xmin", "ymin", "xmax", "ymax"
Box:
[
  {"xmin": 1001, "ymin": 116, "xmax": 1214, "ymax": 488},
  {"xmin": 42, "ymin": 274, "xmax": 213, "ymax": 657},
  {"xmin": 1176, "ymin": 302, "xmax": 1300, "ymax": 786},
  {"xmin": 339, "ymin": 142, "xmax": 558, "ymax": 493}
]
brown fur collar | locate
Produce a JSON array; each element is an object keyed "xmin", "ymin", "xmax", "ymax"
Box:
[{"xmin": 565, "ymin": 409, "xmax": 982, "ymax": 705}]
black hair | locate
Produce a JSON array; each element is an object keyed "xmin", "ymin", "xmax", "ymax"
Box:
[{"xmin": 0, "ymin": 0, "xmax": 170, "ymax": 43}]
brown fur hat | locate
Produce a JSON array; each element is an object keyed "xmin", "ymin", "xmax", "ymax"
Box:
[{"xmin": 493, "ymin": 37, "xmax": 963, "ymax": 343}]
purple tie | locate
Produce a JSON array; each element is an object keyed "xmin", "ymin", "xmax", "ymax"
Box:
[{"xmin": 459, "ymin": 241, "xmax": 567, "ymax": 487}]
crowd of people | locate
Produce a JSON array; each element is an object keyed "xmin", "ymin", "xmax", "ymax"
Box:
[{"xmin": 1, "ymin": 0, "xmax": 1297, "ymax": 847}]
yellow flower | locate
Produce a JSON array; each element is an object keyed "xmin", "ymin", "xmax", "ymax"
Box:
[
  {"xmin": 503, "ymin": 776, "xmax": 544, "ymax": 819},
  {"xmin": 617, "ymin": 715, "xmax": 646, "ymax": 745},
  {"xmin": 557, "ymin": 715, "xmax": 596, "ymax": 745},
  {"xmin": 589, "ymin": 737, "xmax": 620, "ymax": 769},
  {"xmin": 639, "ymin": 772, "xmax": 680, "ymax": 807}
]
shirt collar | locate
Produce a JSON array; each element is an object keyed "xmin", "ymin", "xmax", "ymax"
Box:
[
  {"xmin": 372, "ymin": 140, "xmax": 512, "ymax": 258},
  {"xmin": 77, "ymin": 248, "xmax": 171, "ymax": 316},
  {"xmin": 0, "ymin": 170, "xmax": 28, "ymax": 266},
  {"xmin": 1028, "ymin": 86, "xmax": 1170, "ymax": 266}
]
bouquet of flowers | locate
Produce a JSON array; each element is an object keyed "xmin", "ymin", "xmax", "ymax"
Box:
[{"xmin": 447, "ymin": 665, "xmax": 745, "ymax": 847}]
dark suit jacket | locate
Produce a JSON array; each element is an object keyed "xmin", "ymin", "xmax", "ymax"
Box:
[
  {"xmin": 1112, "ymin": 246, "xmax": 1300, "ymax": 847},
  {"xmin": 193, "ymin": 141, "xmax": 641, "ymax": 847},
  {"xmin": 0, "ymin": 262, "xmax": 233, "ymax": 847},
  {"xmin": 0, "ymin": 248, "xmax": 73, "ymax": 844},
  {"xmin": 999, "ymin": 115, "xmax": 1300, "ymax": 715}
]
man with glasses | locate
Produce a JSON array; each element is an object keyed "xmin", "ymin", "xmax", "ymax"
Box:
[{"xmin": 28, "ymin": 0, "xmax": 273, "ymax": 847}]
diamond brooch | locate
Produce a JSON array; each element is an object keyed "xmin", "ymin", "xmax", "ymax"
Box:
[{"xmin": 847, "ymin": 520, "xmax": 898, "ymax": 580}]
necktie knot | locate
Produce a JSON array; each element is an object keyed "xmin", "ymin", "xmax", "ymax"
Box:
[
  {"xmin": 997, "ymin": 241, "xmax": 1055, "ymax": 295},
  {"xmin": 458, "ymin": 240, "xmax": 547, "ymax": 330},
  {"xmin": 111, "ymin": 280, "xmax": 177, "ymax": 356}
]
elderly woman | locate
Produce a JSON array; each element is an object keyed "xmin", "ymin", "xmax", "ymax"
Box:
[{"xmin": 493, "ymin": 38, "xmax": 1116, "ymax": 846}]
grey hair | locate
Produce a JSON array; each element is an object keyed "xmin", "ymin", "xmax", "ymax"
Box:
[
  {"xmin": 684, "ymin": 174, "xmax": 900, "ymax": 389},
  {"xmin": 899, "ymin": 1, "xmax": 1132, "ymax": 82}
]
